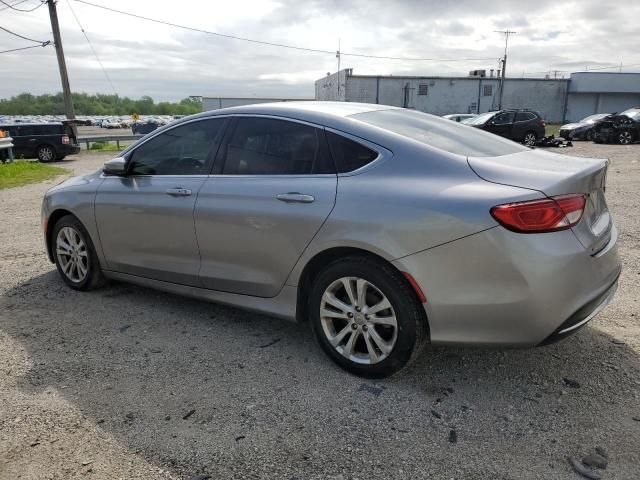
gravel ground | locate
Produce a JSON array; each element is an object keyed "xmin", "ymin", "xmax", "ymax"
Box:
[{"xmin": 1, "ymin": 144, "xmax": 639, "ymax": 480}]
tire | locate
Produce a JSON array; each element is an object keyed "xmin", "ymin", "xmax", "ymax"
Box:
[
  {"xmin": 52, "ymin": 215, "xmax": 106, "ymax": 291},
  {"xmin": 308, "ymin": 256, "xmax": 428, "ymax": 378},
  {"xmin": 37, "ymin": 144, "xmax": 56, "ymax": 163},
  {"xmin": 618, "ymin": 131, "xmax": 633, "ymax": 145},
  {"xmin": 523, "ymin": 131, "xmax": 537, "ymax": 147}
]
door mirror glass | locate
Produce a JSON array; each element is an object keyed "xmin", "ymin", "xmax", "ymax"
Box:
[{"xmin": 103, "ymin": 157, "xmax": 127, "ymax": 175}]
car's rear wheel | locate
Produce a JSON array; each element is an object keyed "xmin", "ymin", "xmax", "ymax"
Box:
[
  {"xmin": 309, "ymin": 256, "xmax": 427, "ymax": 378},
  {"xmin": 618, "ymin": 131, "xmax": 633, "ymax": 145},
  {"xmin": 523, "ymin": 131, "xmax": 537, "ymax": 146},
  {"xmin": 52, "ymin": 215, "xmax": 105, "ymax": 290},
  {"xmin": 37, "ymin": 144, "xmax": 55, "ymax": 163}
]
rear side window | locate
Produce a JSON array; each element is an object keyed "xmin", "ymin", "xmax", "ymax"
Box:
[
  {"xmin": 493, "ymin": 112, "xmax": 514, "ymax": 125},
  {"xmin": 515, "ymin": 112, "xmax": 536, "ymax": 122},
  {"xmin": 221, "ymin": 117, "xmax": 334, "ymax": 175},
  {"xmin": 326, "ymin": 131, "xmax": 378, "ymax": 173},
  {"xmin": 352, "ymin": 109, "xmax": 528, "ymax": 157}
]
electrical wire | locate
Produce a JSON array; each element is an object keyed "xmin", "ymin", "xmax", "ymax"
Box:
[
  {"xmin": 72, "ymin": 0, "xmax": 496, "ymax": 62},
  {"xmin": 0, "ymin": 42, "xmax": 50, "ymax": 54},
  {"xmin": 65, "ymin": 0, "xmax": 117, "ymax": 95},
  {"xmin": 0, "ymin": 24, "xmax": 49, "ymax": 44},
  {"xmin": 0, "ymin": 0, "xmax": 31, "ymax": 12},
  {"xmin": 0, "ymin": 0, "xmax": 45, "ymax": 12}
]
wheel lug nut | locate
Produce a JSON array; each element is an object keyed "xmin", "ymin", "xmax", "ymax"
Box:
[
  {"xmin": 355, "ymin": 306, "xmax": 361, "ymax": 312},
  {"xmin": 362, "ymin": 325, "xmax": 368, "ymax": 331},
  {"xmin": 347, "ymin": 312, "xmax": 353, "ymax": 318},
  {"xmin": 351, "ymin": 324, "xmax": 358, "ymax": 330},
  {"xmin": 365, "ymin": 314, "xmax": 370, "ymax": 320}
]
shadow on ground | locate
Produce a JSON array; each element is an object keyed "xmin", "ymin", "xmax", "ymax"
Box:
[{"xmin": 2, "ymin": 271, "xmax": 640, "ymax": 479}]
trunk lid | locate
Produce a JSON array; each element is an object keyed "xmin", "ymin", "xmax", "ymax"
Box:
[{"xmin": 468, "ymin": 149, "xmax": 611, "ymax": 253}]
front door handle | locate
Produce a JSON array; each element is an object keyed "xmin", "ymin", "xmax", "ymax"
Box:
[
  {"xmin": 276, "ymin": 192, "xmax": 315, "ymax": 203},
  {"xmin": 166, "ymin": 187, "xmax": 192, "ymax": 196}
]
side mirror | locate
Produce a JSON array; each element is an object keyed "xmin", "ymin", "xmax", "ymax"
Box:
[{"xmin": 103, "ymin": 157, "xmax": 127, "ymax": 175}]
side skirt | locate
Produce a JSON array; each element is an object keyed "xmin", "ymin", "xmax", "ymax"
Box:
[{"xmin": 103, "ymin": 270, "xmax": 298, "ymax": 321}]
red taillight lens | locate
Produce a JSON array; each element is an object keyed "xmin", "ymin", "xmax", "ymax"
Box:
[
  {"xmin": 539, "ymin": 119, "xmax": 546, "ymax": 127},
  {"xmin": 490, "ymin": 194, "xmax": 586, "ymax": 233},
  {"xmin": 62, "ymin": 135, "xmax": 70, "ymax": 144}
]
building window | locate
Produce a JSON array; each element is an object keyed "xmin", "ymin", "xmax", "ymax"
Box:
[
  {"xmin": 483, "ymin": 85, "xmax": 493, "ymax": 96},
  {"xmin": 418, "ymin": 84, "xmax": 428, "ymax": 95}
]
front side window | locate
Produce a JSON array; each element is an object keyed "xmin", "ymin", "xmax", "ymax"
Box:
[
  {"xmin": 493, "ymin": 112, "xmax": 514, "ymax": 125},
  {"xmin": 128, "ymin": 118, "xmax": 224, "ymax": 175},
  {"xmin": 221, "ymin": 117, "xmax": 334, "ymax": 175}
]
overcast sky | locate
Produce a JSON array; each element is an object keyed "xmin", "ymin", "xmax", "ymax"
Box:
[{"xmin": 1, "ymin": 0, "xmax": 639, "ymax": 101}]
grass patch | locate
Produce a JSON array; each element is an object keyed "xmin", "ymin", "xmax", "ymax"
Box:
[
  {"xmin": 88, "ymin": 142, "xmax": 126, "ymax": 152},
  {"xmin": 545, "ymin": 123, "xmax": 562, "ymax": 137},
  {"xmin": 0, "ymin": 160, "xmax": 70, "ymax": 190}
]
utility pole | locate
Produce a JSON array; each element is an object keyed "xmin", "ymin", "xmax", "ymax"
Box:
[
  {"xmin": 495, "ymin": 30, "xmax": 516, "ymax": 110},
  {"xmin": 47, "ymin": 0, "xmax": 76, "ymax": 121},
  {"xmin": 336, "ymin": 39, "xmax": 341, "ymax": 99}
]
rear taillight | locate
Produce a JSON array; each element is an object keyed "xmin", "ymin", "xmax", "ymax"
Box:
[
  {"xmin": 539, "ymin": 118, "xmax": 546, "ymax": 127},
  {"xmin": 490, "ymin": 194, "xmax": 586, "ymax": 233},
  {"xmin": 62, "ymin": 135, "xmax": 70, "ymax": 144}
]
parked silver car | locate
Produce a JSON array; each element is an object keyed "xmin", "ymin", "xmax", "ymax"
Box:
[{"xmin": 42, "ymin": 102, "xmax": 621, "ymax": 377}]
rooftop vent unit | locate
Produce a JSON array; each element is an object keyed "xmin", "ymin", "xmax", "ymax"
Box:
[{"xmin": 469, "ymin": 69, "xmax": 487, "ymax": 78}]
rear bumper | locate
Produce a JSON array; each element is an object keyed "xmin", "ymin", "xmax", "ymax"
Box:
[
  {"xmin": 393, "ymin": 225, "xmax": 621, "ymax": 347},
  {"xmin": 539, "ymin": 274, "xmax": 619, "ymax": 345},
  {"xmin": 59, "ymin": 144, "xmax": 80, "ymax": 155}
]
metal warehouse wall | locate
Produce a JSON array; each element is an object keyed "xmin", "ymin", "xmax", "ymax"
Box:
[
  {"xmin": 202, "ymin": 97, "xmax": 312, "ymax": 111},
  {"xmin": 316, "ymin": 70, "xmax": 569, "ymax": 122}
]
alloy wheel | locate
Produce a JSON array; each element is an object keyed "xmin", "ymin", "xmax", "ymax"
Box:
[
  {"xmin": 56, "ymin": 226, "xmax": 89, "ymax": 283},
  {"xmin": 524, "ymin": 133, "xmax": 537, "ymax": 146},
  {"xmin": 38, "ymin": 146, "xmax": 54, "ymax": 162},
  {"xmin": 619, "ymin": 131, "xmax": 632, "ymax": 145},
  {"xmin": 320, "ymin": 277, "xmax": 398, "ymax": 365}
]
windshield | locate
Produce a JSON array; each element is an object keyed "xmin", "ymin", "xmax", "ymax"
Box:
[
  {"xmin": 463, "ymin": 111, "xmax": 495, "ymax": 126},
  {"xmin": 352, "ymin": 109, "xmax": 528, "ymax": 157},
  {"xmin": 580, "ymin": 114, "xmax": 608, "ymax": 123},
  {"xmin": 620, "ymin": 109, "xmax": 640, "ymax": 121}
]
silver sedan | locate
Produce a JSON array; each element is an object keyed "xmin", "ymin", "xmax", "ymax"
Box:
[{"xmin": 42, "ymin": 102, "xmax": 621, "ymax": 377}]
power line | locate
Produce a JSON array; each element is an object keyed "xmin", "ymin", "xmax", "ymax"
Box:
[
  {"xmin": 0, "ymin": 42, "xmax": 50, "ymax": 54},
  {"xmin": 0, "ymin": 24, "xmax": 49, "ymax": 44},
  {"xmin": 72, "ymin": 0, "xmax": 496, "ymax": 63},
  {"xmin": 0, "ymin": 0, "xmax": 45, "ymax": 12},
  {"xmin": 65, "ymin": 0, "xmax": 117, "ymax": 94},
  {"xmin": 0, "ymin": 0, "xmax": 31, "ymax": 11}
]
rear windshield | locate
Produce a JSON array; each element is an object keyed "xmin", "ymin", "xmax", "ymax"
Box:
[{"xmin": 352, "ymin": 109, "xmax": 528, "ymax": 157}]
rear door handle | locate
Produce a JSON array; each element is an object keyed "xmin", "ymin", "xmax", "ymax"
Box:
[
  {"xmin": 276, "ymin": 192, "xmax": 315, "ymax": 203},
  {"xmin": 166, "ymin": 187, "xmax": 192, "ymax": 196}
]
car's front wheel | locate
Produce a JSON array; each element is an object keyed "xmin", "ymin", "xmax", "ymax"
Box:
[
  {"xmin": 52, "ymin": 215, "xmax": 105, "ymax": 290},
  {"xmin": 618, "ymin": 131, "xmax": 633, "ymax": 145},
  {"xmin": 309, "ymin": 256, "xmax": 427, "ymax": 378}
]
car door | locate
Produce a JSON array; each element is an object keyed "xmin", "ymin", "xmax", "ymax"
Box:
[
  {"xmin": 195, "ymin": 116, "xmax": 337, "ymax": 297},
  {"xmin": 95, "ymin": 117, "xmax": 227, "ymax": 286},
  {"xmin": 485, "ymin": 111, "xmax": 514, "ymax": 138}
]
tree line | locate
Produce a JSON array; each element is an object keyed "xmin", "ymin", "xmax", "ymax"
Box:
[{"xmin": 0, "ymin": 93, "xmax": 202, "ymax": 116}]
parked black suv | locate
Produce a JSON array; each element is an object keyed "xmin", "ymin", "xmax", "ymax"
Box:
[
  {"xmin": 0, "ymin": 122, "xmax": 80, "ymax": 162},
  {"xmin": 464, "ymin": 109, "xmax": 546, "ymax": 146}
]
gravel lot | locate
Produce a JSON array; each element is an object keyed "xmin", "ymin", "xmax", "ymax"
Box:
[{"xmin": 1, "ymin": 144, "xmax": 639, "ymax": 480}]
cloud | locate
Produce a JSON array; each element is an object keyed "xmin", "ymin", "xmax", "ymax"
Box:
[{"xmin": 0, "ymin": 0, "xmax": 638, "ymax": 101}]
